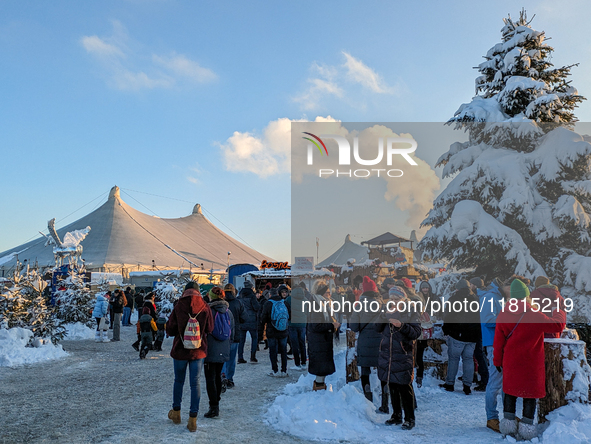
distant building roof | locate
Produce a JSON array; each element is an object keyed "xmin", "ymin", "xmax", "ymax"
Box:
[{"xmin": 361, "ymin": 232, "xmax": 411, "ymax": 246}]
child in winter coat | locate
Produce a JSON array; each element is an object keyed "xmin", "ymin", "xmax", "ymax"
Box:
[
  {"xmin": 494, "ymin": 279, "xmax": 566, "ymax": 440},
  {"xmin": 92, "ymin": 292, "xmax": 110, "ymax": 343},
  {"xmin": 138, "ymin": 307, "xmax": 157, "ymax": 359},
  {"xmin": 377, "ymin": 286, "xmax": 421, "ymax": 431},
  {"xmin": 153, "ymin": 314, "xmax": 167, "ymax": 351}
]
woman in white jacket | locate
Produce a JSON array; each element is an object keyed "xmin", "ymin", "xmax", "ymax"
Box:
[{"xmin": 92, "ymin": 293, "xmax": 110, "ymax": 342}]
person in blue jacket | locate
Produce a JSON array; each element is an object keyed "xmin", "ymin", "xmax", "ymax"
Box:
[{"xmin": 479, "ymin": 276, "xmax": 506, "ymax": 433}]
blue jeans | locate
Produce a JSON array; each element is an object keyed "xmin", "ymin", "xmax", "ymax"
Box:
[
  {"xmin": 238, "ymin": 328, "xmax": 258, "ymax": 360},
  {"xmin": 445, "ymin": 336, "xmax": 476, "ymax": 387},
  {"xmin": 222, "ymin": 342, "xmax": 239, "ymax": 382},
  {"xmin": 268, "ymin": 336, "xmax": 288, "ymax": 373},
  {"xmin": 288, "ymin": 326, "xmax": 306, "ymax": 366},
  {"xmin": 173, "ymin": 358, "xmax": 204, "ymax": 416},
  {"xmin": 122, "ymin": 307, "xmax": 131, "ymax": 325},
  {"xmin": 485, "ymin": 345, "xmax": 503, "ymax": 420}
]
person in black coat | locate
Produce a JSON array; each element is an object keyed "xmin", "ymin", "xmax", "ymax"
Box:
[
  {"xmin": 204, "ymin": 287, "xmax": 235, "ymax": 419},
  {"xmin": 307, "ymin": 281, "xmax": 339, "ymax": 390},
  {"xmin": 377, "ymin": 286, "xmax": 421, "ymax": 430},
  {"xmin": 441, "ymin": 280, "xmax": 481, "ymax": 394},
  {"xmin": 260, "ymin": 286, "xmax": 291, "ymax": 376},
  {"xmin": 349, "ymin": 276, "xmax": 388, "ymax": 412},
  {"xmin": 237, "ymin": 280, "xmax": 260, "ymax": 363},
  {"xmin": 221, "ymin": 284, "xmax": 244, "ymax": 387}
]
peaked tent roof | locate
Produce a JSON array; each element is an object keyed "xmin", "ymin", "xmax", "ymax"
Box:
[
  {"xmin": 0, "ymin": 186, "xmax": 272, "ymax": 272},
  {"xmin": 317, "ymin": 234, "xmax": 369, "ymax": 268},
  {"xmin": 361, "ymin": 232, "xmax": 411, "ymax": 246}
]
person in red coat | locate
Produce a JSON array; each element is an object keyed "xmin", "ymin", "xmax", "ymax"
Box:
[
  {"xmin": 166, "ymin": 282, "xmax": 214, "ymax": 432},
  {"xmin": 493, "ymin": 279, "xmax": 566, "ymax": 440}
]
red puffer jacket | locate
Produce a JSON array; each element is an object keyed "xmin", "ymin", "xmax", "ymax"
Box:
[
  {"xmin": 493, "ymin": 299, "xmax": 566, "ymax": 399},
  {"xmin": 166, "ymin": 289, "xmax": 214, "ymax": 360}
]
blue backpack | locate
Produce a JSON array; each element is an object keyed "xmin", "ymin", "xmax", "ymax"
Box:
[
  {"xmin": 270, "ymin": 300, "xmax": 289, "ymax": 331},
  {"xmin": 211, "ymin": 311, "xmax": 231, "ymax": 340}
]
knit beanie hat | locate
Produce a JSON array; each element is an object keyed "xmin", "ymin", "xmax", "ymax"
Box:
[
  {"xmin": 389, "ymin": 286, "xmax": 406, "ymax": 299},
  {"xmin": 209, "ymin": 286, "xmax": 224, "ymax": 300},
  {"xmin": 382, "ymin": 277, "xmax": 396, "ymax": 289},
  {"xmin": 315, "ymin": 284, "xmax": 329, "ymax": 297},
  {"xmin": 243, "ymin": 280, "xmax": 253, "ymax": 289},
  {"xmin": 362, "ymin": 276, "xmax": 378, "ymax": 293},
  {"xmin": 456, "ymin": 279, "xmax": 470, "ymax": 290},
  {"xmin": 470, "ymin": 277, "xmax": 484, "ymax": 289},
  {"xmin": 185, "ymin": 281, "xmax": 199, "ymax": 291},
  {"xmin": 400, "ymin": 278, "xmax": 412, "ymax": 289},
  {"xmin": 535, "ymin": 276, "xmax": 550, "ymax": 288},
  {"xmin": 224, "ymin": 283, "xmax": 236, "ymax": 295},
  {"xmin": 419, "ymin": 281, "xmax": 431, "ymax": 291},
  {"xmin": 510, "ymin": 279, "xmax": 530, "ymax": 300}
]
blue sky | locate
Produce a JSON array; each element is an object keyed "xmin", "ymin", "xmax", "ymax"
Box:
[{"xmin": 1, "ymin": 0, "xmax": 590, "ymax": 263}]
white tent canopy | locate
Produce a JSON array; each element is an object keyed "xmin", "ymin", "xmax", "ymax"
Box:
[
  {"xmin": 317, "ymin": 234, "xmax": 369, "ymax": 268},
  {"xmin": 0, "ymin": 186, "xmax": 271, "ymax": 273}
]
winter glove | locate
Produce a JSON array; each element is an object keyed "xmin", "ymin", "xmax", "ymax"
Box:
[{"xmin": 496, "ymin": 366, "xmax": 502, "ymax": 373}]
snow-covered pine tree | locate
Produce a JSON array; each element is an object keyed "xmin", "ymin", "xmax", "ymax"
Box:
[
  {"xmin": 0, "ymin": 265, "xmax": 65, "ymax": 344},
  {"xmin": 419, "ymin": 11, "xmax": 591, "ymax": 321},
  {"xmin": 54, "ymin": 266, "xmax": 95, "ymax": 328}
]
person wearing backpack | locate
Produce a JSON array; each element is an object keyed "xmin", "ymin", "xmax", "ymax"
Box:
[
  {"xmin": 166, "ymin": 281, "xmax": 214, "ymax": 432},
  {"xmin": 237, "ymin": 280, "xmax": 260, "ymax": 364},
  {"xmin": 203, "ymin": 286, "xmax": 235, "ymax": 419},
  {"xmin": 110, "ymin": 289, "xmax": 126, "ymax": 341},
  {"xmin": 260, "ymin": 285, "xmax": 291, "ymax": 377}
]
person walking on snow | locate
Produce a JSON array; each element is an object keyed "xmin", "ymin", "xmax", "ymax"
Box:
[
  {"xmin": 494, "ymin": 279, "xmax": 566, "ymax": 440},
  {"xmin": 237, "ymin": 280, "xmax": 260, "ymax": 364},
  {"xmin": 203, "ymin": 286, "xmax": 235, "ymax": 419},
  {"xmin": 92, "ymin": 292, "xmax": 110, "ymax": 342},
  {"xmin": 166, "ymin": 282, "xmax": 214, "ymax": 432},
  {"xmin": 260, "ymin": 285, "xmax": 291, "ymax": 377},
  {"xmin": 221, "ymin": 283, "xmax": 244, "ymax": 388},
  {"xmin": 287, "ymin": 282, "xmax": 309, "ymax": 371}
]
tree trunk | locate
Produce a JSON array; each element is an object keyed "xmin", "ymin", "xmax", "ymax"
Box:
[
  {"xmin": 538, "ymin": 338, "xmax": 591, "ymax": 423},
  {"xmin": 346, "ymin": 329, "xmax": 359, "ymax": 383},
  {"xmin": 422, "ymin": 338, "xmax": 448, "ymax": 380}
]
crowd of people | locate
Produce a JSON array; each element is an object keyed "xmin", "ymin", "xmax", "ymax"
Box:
[{"xmin": 90, "ymin": 273, "xmax": 567, "ymax": 437}]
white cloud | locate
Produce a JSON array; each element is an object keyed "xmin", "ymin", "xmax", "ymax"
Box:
[
  {"xmin": 342, "ymin": 51, "xmax": 394, "ymax": 94},
  {"xmin": 218, "ymin": 116, "xmax": 338, "ymax": 178},
  {"xmin": 80, "ymin": 21, "xmax": 216, "ymax": 91},
  {"xmin": 153, "ymin": 53, "xmax": 217, "ymax": 83},
  {"xmin": 293, "ymin": 52, "xmax": 399, "ymax": 111}
]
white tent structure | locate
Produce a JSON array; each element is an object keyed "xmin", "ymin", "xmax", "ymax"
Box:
[
  {"xmin": 0, "ymin": 186, "xmax": 271, "ymax": 275},
  {"xmin": 317, "ymin": 234, "xmax": 369, "ymax": 268}
]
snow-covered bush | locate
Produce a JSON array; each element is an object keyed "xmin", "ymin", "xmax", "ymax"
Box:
[
  {"xmin": 54, "ymin": 267, "xmax": 94, "ymax": 328},
  {"xmin": 154, "ymin": 274, "xmax": 187, "ymax": 315},
  {"xmin": 0, "ymin": 267, "xmax": 65, "ymax": 344}
]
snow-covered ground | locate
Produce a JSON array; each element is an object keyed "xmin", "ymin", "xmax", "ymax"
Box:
[
  {"xmin": 266, "ymin": 348, "xmax": 591, "ymax": 443},
  {"xmin": 64, "ymin": 322, "xmax": 96, "ymax": 340},
  {"xmin": 0, "ymin": 327, "xmax": 68, "ymax": 367},
  {"xmin": 1, "ymin": 326, "xmax": 590, "ymax": 443}
]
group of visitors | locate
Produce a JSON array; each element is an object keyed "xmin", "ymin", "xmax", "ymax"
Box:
[{"xmin": 90, "ymin": 271, "xmax": 567, "ymax": 438}]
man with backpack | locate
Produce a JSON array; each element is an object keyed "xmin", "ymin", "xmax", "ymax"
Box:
[
  {"xmin": 203, "ymin": 286, "xmax": 235, "ymax": 419},
  {"xmin": 260, "ymin": 285, "xmax": 291, "ymax": 377}
]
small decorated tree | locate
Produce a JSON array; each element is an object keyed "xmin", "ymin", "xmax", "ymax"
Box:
[{"xmin": 54, "ymin": 266, "xmax": 95, "ymax": 328}]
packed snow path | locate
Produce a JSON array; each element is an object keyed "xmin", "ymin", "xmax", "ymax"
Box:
[{"xmin": 0, "ymin": 326, "xmax": 307, "ymax": 444}]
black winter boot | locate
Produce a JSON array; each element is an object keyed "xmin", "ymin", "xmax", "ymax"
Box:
[
  {"xmin": 363, "ymin": 384, "xmax": 373, "ymax": 402},
  {"xmin": 204, "ymin": 406, "xmax": 219, "ymax": 418},
  {"xmin": 385, "ymin": 414, "xmax": 402, "ymax": 426}
]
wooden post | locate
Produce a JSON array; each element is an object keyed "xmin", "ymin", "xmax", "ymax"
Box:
[
  {"xmin": 538, "ymin": 338, "xmax": 591, "ymax": 423},
  {"xmin": 423, "ymin": 338, "xmax": 448, "ymax": 380},
  {"xmin": 346, "ymin": 329, "xmax": 359, "ymax": 383}
]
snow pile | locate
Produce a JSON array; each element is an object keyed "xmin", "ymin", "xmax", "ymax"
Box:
[
  {"xmin": 543, "ymin": 403, "xmax": 591, "ymax": 444},
  {"xmin": 63, "ymin": 322, "xmax": 95, "ymax": 340},
  {"xmin": 0, "ymin": 327, "xmax": 68, "ymax": 367},
  {"xmin": 266, "ymin": 350, "xmax": 387, "ymax": 442}
]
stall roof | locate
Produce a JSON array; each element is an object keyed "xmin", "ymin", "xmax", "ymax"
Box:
[{"xmin": 361, "ymin": 232, "xmax": 411, "ymax": 246}]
